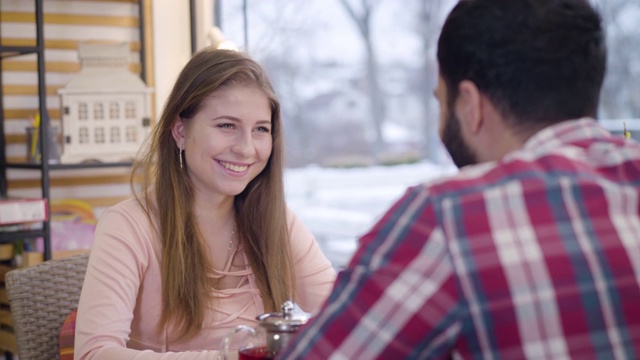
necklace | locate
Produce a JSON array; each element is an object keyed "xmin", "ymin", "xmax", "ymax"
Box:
[{"xmin": 225, "ymin": 227, "xmax": 237, "ymax": 266}]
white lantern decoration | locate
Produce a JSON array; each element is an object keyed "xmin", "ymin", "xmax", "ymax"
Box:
[{"xmin": 58, "ymin": 42, "xmax": 153, "ymax": 163}]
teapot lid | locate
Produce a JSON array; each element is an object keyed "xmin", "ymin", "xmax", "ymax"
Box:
[{"xmin": 256, "ymin": 300, "xmax": 310, "ymax": 332}]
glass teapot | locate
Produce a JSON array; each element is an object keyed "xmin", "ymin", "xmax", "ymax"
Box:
[{"xmin": 221, "ymin": 300, "xmax": 310, "ymax": 360}]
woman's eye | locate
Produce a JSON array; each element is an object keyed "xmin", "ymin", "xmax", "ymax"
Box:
[
  {"xmin": 218, "ymin": 123, "xmax": 234, "ymax": 129},
  {"xmin": 256, "ymin": 126, "xmax": 271, "ymax": 133}
]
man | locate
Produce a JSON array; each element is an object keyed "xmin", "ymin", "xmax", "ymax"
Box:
[{"xmin": 279, "ymin": 0, "xmax": 640, "ymax": 359}]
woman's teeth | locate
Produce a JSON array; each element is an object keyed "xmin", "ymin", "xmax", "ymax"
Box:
[{"xmin": 220, "ymin": 161, "xmax": 248, "ymax": 172}]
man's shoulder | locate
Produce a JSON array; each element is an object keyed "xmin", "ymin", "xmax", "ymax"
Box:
[
  {"xmin": 419, "ymin": 161, "xmax": 503, "ymax": 198},
  {"xmin": 416, "ymin": 156, "xmax": 554, "ymax": 205}
]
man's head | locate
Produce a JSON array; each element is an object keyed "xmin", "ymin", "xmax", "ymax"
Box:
[{"xmin": 435, "ymin": 0, "xmax": 606, "ymax": 167}]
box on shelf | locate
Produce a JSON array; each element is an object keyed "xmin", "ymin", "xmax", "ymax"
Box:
[
  {"xmin": 17, "ymin": 252, "xmax": 44, "ymax": 268},
  {"xmin": 0, "ymin": 245, "xmax": 13, "ymax": 262},
  {"xmin": 0, "ymin": 242, "xmax": 44, "ymax": 268},
  {"xmin": 0, "ymin": 197, "xmax": 48, "ymax": 226}
]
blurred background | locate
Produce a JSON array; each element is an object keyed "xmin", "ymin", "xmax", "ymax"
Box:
[
  {"xmin": 1, "ymin": 0, "xmax": 638, "ymax": 270},
  {"xmin": 219, "ymin": 0, "xmax": 640, "ymax": 168},
  {"xmin": 215, "ymin": 0, "xmax": 640, "ymax": 268}
]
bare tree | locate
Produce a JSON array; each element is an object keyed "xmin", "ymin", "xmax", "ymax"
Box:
[
  {"xmin": 414, "ymin": 0, "xmax": 449, "ymax": 161},
  {"xmin": 234, "ymin": 0, "xmax": 325, "ymax": 165},
  {"xmin": 338, "ymin": 0, "xmax": 386, "ymax": 161},
  {"xmin": 594, "ymin": 0, "xmax": 640, "ymax": 119}
]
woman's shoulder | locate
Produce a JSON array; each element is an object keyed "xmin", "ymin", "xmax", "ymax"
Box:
[
  {"xmin": 285, "ymin": 206, "xmax": 304, "ymax": 231},
  {"xmin": 96, "ymin": 197, "xmax": 154, "ymax": 232},
  {"xmin": 94, "ymin": 197, "xmax": 160, "ymax": 260},
  {"xmin": 101, "ymin": 197, "xmax": 147, "ymax": 218},
  {"xmin": 285, "ymin": 206, "xmax": 315, "ymax": 245}
]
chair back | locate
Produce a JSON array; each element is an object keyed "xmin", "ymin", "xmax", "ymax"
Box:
[{"xmin": 5, "ymin": 253, "xmax": 89, "ymax": 360}]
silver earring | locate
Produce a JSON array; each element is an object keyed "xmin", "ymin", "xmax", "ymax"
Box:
[{"xmin": 179, "ymin": 146, "xmax": 184, "ymax": 169}]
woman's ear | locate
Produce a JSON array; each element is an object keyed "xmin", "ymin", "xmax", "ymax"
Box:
[
  {"xmin": 171, "ymin": 117, "xmax": 186, "ymax": 148},
  {"xmin": 456, "ymin": 80, "xmax": 483, "ymax": 134}
]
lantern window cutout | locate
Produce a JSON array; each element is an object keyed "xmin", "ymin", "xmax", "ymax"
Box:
[{"xmin": 58, "ymin": 42, "xmax": 153, "ymax": 163}]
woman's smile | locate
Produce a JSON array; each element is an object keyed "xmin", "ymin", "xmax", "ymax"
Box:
[{"xmin": 217, "ymin": 160, "xmax": 249, "ymax": 174}]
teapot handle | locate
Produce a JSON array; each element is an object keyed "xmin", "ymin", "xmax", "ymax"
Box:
[{"xmin": 220, "ymin": 324, "xmax": 256, "ymax": 360}]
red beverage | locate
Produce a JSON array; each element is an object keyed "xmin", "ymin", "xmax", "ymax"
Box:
[{"xmin": 239, "ymin": 346, "xmax": 275, "ymax": 360}]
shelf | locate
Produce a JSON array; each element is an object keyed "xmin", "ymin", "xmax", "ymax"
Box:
[
  {"xmin": 0, "ymin": 164, "xmax": 41, "ymax": 170},
  {"xmin": 1, "ymin": 162, "xmax": 133, "ymax": 170},
  {"xmin": 1, "ymin": 0, "xmax": 145, "ymax": 271},
  {"xmin": 0, "ymin": 0, "xmax": 50, "ymax": 268},
  {"xmin": 0, "ymin": 46, "xmax": 40, "ymax": 59},
  {"xmin": 51, "ymin": 162, "xmax": 134, "ymax": 170},
  {"xmin": 0, "ymin": 229, "xmax": 45, "ymax": 243}
]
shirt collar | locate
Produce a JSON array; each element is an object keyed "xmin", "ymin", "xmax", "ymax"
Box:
[{"xmin": 519, "ymin": 117, "xmax": 610, "ymax": 155}]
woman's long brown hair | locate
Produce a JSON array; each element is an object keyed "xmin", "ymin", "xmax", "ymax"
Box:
[{"xmin": 131, "ymin": 48, "xmax": 295, "ymax": 340}]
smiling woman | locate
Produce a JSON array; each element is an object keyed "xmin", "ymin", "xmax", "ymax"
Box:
[
  {"xmin": 172, "ymin": 85, "xmax": 273, "ymax": 200},
  {"xmin": 73, "ymin": 48, "xmax": 336, "ymax": 360}
]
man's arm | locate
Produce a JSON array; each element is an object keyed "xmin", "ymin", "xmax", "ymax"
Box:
[{"xmin": 279, "ymin": 186, "xmax": 464, "ymax": 359}]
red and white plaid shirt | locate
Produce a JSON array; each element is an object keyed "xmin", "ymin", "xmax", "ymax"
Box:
[{"xmin": 279, "ymin": 118, "xmax": 640, "ymax": 359}]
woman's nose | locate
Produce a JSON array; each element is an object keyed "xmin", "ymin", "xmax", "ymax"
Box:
[{"xmin": 231, "ymin": 131, "xmax": 255, "ymax": 157}]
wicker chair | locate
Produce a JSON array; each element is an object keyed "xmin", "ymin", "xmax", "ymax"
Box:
[{"xmin": 5, "ymin": 253, "xmax": 89, "ymax": 360}]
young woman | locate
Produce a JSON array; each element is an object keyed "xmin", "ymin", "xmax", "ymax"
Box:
[{"xmin": 75, "ymin": 48, "xmax": 336, "ymax": 359}]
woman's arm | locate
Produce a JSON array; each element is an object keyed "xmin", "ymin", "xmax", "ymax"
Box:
[
  {"xmin": 74, "ymin": 200, "xmax": 221, "ymax": 360},
  {"xmin": 287, "ymin": 209, "xmax": 337, "ymax": 313}
]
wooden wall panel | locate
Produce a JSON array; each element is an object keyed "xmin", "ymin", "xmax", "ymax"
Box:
[{"xmin": 1, "ymin": 0, "xmax": 153, "ymax": 216}]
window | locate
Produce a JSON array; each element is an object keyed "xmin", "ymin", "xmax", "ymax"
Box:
[
  {"xmin": 110, "ymin": 126, "xmax": 121, "ymax": 143},
  {"xmin": 126, "ymin": 126, "xmax": 137, "ymax": 143},
  {"xmin": 78, "ymin": 103, "xmax": 88, "ymax": 121},
  {"xmin": 95, "ymin": 127, "xmax": 105, "ymax": 143},
  {"xmin": 219, "ymin": 0, "xmax": 640, "ymax": 269},
  {"xmin": 220, "ymin": 0, "xmax": 639, "ymax": 167},
  {"xmin": 220, "ymin": 0, "xmax": 453, "ymax": 167},
  {"xmin": 125, "ymin": 101, "xmax": 136, "ymax": 119},
  {"xmin": 79, "ymin": 127, "xmax": 89, "ymax": 144},
  {"xmin": 109, "ymin": 102, "xmax": 120, "ymax": 119},
  {"xmin": 94, "ymin": 103, "xmax": 104, "ymax": 120},
  {"xmin": 219, "ymin": 0, "xmax": 457, "ymax": 269}
]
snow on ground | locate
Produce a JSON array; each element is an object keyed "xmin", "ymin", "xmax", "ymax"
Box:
[{"xmin": 284, "ymin": 161, "xmax": 457, "ymax": 269}]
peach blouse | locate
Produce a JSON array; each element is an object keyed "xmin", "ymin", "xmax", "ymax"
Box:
[{"xmin": 75, "ymin": 198, "xmax": 336, "ymax": 360}]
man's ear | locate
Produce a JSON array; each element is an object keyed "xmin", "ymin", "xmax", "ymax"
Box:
[
  {"xmin": 456, "ymin": 80, "xmax": 483, "ymax": 134},
  {"xmin": 171, "ymin": 117, "xmax": 186, "ymax": 148}
]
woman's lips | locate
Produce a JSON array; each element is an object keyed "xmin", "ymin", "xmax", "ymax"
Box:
[{"xmin": 218, "ymin": 160, "xmax": 249, "ymax": 173}]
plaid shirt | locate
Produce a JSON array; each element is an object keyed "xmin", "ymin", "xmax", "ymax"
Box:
[{"xmin": 279, "ymin": 118, "xmax": 640, "ymax": 360}]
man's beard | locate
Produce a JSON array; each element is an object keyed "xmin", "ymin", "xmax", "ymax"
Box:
[{"xmin": 441, "ymin": 109, "xmax": 478, "ymax": 168}]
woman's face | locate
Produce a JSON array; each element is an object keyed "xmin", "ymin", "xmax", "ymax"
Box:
[{"xmin": 173, "ymin": 84, "xmax": 273, "ymax": 200}]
